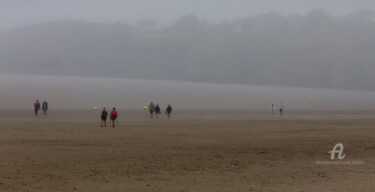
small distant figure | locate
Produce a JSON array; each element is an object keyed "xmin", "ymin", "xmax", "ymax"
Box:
[
  {"xmin": 166, "ymin": 104, "xmax": 172, "ymax": 119},
  {"xmin": 279, "ymin": 102, "xmax": 284, "ymax": 116},
  {"xmin": 101, "ymin": 108, "xmax": 108, "ymax": 127},
  {"xmin": 42, "ymin": 100, "xmax": 48, "ymax": 116},
  {"xmin": 149, "ymin": 102, "xmax": 155, "ymax": 119},
  {"xmin": 110, "ymin": 108, "xmax": 118, "ymax": 127},
  {"xmin": 155, "ymin": 104, "xmax": 161, "ymax": 119},
  {"xmin": 270, "ymin": 103, "xmax": 274, "ymax": 115},
  {"xmin": 34, "ymin": 100, "xmax": 40, "ymax": 116}
]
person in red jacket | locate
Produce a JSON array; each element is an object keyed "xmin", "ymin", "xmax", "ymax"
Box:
[
  {"xmin": 110, "ymin": 107, "xmax": 118, "ymax": 127},
  {"xmin": 34, "ymin": 100, "xmax": 40, "ymax": 116}
]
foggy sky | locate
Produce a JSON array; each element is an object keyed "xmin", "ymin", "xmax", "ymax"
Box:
[{"xmin": 1, "ymin": 0, "xmax": 375, "ymax": 31}]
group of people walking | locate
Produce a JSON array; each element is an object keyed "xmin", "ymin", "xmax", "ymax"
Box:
[
  {"xmin": 34, "ymin": 100, "xmax": 283, "ymax": 128},
  {"xmin": 99, "ymin": 102, "xmax": 173, "ymax": 128},
  {"xmin": 100, "ymin": 107, "xmax": 118, "ymax": 127},
  {"xmin": 34, "ymin": 100, "xmax": 48, "ymax": 116},
  {"xmin": 148, "ymin": 102, "xmax": 172, "ymax": 119},
  {"xmin": 33, "ymin": 99, "xmax": 172, "ymax": 127}
]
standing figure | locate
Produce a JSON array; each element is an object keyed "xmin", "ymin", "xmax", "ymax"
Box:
[
  {"xmin": 148, "ymin": 102, "xmax": 155, "ymax": 119},
  {"xmin": 42, "ymin": 100, "xmax": 48, "ymax": 116},
  {"xmin": 270, "ymin": 103, "xmax": 274, "ymax": 115},
  {"xmin": 166, "ymin": 104, "xmax": 172, "ymax": 119},
  {"xmin": 155, "ymin": 104, "xmax": 161, "ymax": 119},
  {"xmin": 279, "ymin": 102, "xmax": 284, "ymax": 116},
  {"xmin": 101, "ymin": 108, "xmax": 108, "ymax": 127},
  {"xmin": 110, "ymin": 107, "xmax": 118, "ymax": 127},
  {"xmin": 34, "ymin": 100, "xmax": 40, "ymax": 116}
]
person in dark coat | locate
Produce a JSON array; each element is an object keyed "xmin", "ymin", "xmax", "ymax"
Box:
[
  {"xmin": 42, "ymin": 100, "xmax": 48, "ymax": 116},
  {"xmin": 34, "ymin": 100, "xmax": 40, "ymax": 116},
  {"xmin": 166, "ymin": 104, "xmax": 172, "ymax": 119},
  {"xmin": 155, "ymin": 104, "xmax": 161, "ymax": 119},
  {"xmin": 101, "ymin": 108, "xmax": 108, "ymax": 127}
]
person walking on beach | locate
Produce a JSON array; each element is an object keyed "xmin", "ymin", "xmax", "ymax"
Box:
[
  {"xmin": 155, "ymin": 104, "xmax": 161, "ymax": 119},
  {"xmin": 166, "ymin": 104, "xmax": 172, "ymax": 119},
  {"xmin": 42, "ymin": 100, "xmax": 48, "ymax": 116},
  {"xmin": 101, "ymin": 107, "xmax": 108, "ymax": 127},
  {"xmin": 149, "ymin": 102, "xmax": 155, "ymax": 119},
  {"xmin": 34, "ymin": 100, "xmax": 40, "ymax": 116},
  {"xmin": 270, "ymin": 103, "xmax": 274, "ymax": 115},
  {"xmin": 110, "ymin": 107, "xmax": 118, "ymax": 127},
  {"xmin": 279, "ymin": 102, "xmax": 284, "ymax": 116}
]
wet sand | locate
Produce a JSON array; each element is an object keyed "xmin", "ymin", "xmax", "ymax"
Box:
[{"xmin": 1, "ymin": 110, "xmax": 375, "ymax": 191}]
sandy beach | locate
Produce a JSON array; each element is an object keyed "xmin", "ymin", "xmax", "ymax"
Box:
[{"xmin": 1, "ymin": 110, "xmax": 375, "ymax": 192}]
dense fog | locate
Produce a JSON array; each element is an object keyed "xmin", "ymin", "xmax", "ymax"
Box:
[
  {"xmin": 1, "ymin": 74, "xmax": 375, "ymax": 111},
  {"xmin": 1, "ymin": 10, "xmax": 375, "ymax": 90},
  {"xmin": 1, "ymin": 1, "xmax": 375, "ymax": 110}
]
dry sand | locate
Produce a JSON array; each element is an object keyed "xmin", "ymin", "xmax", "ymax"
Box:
[{"xmin": 1, "ymin": 110, "xmax": 375, "ymax": 192}]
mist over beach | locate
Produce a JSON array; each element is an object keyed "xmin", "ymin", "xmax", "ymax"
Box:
[
  {"xmin": 1, "ymin": 74, "xmax": 375, "ymax": 111},
  {"xmin": 2, "ymin": 0, "xmax": 375, "ymax": 191}
]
